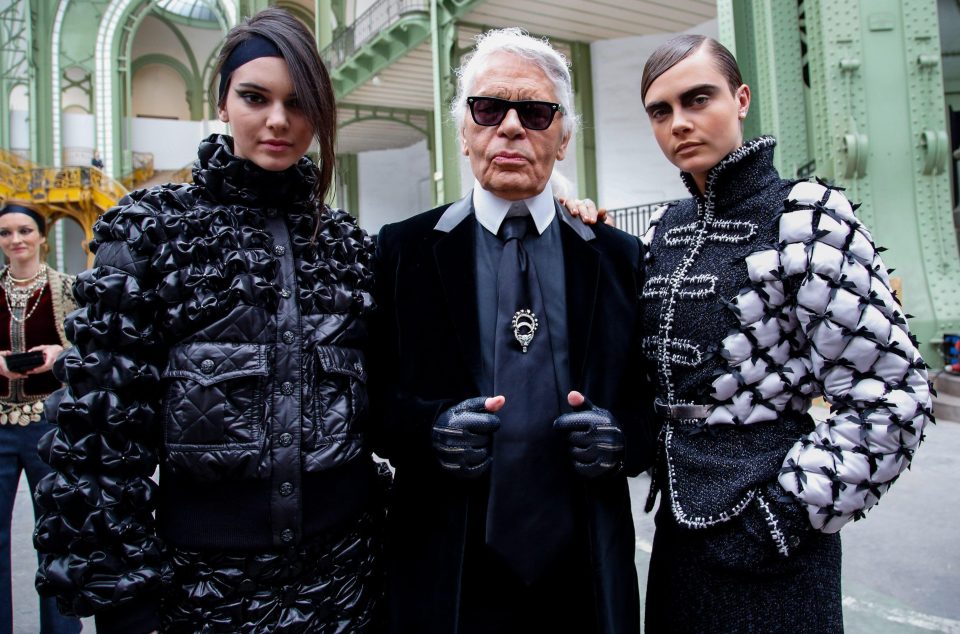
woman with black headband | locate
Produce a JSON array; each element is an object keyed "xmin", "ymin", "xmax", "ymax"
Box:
[
  {"xmin": 0, "ymin": 201, "xmax": 80, "ymax": 634},
  {"xmin": 33, "ymin": 8, "xmax": 386, "ymax": 633}
]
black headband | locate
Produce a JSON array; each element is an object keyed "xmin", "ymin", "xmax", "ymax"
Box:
[
  {"xmin": 0, "ymin": 204, "xmax": 46, "ymax": 234},
  {"xmin": 218, "ymin": 34, "xmax": 283, "ymax": 102}
]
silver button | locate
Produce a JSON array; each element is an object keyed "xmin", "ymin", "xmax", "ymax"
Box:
[
  {"xmin": 282, "ymin": 330, "xmax": 295, "ymax": 344},
  {"xmin": 200, "ymin": 359, "xmax": 215, "ymax": 374},
  {"xmin": 279, "ymin": 482, "xmax": 294, "ymax": 496},
  {"xmin": 280, "ymin": 288, "xmax": 291, "ymax": 299},
  {"xmin": 281, "ymin": 382, "xmax": 294, "ymax": 395},
  {"xmin": 274, "ymin": 244, "xmax": 286, "ymax": 256},
  {"xmin": 280, "ymin": 529, "xmax": 294, "ymax": 543},
  {"xmin": 279, "ymin": 432, "xmax": 293, "ymax": 447}
]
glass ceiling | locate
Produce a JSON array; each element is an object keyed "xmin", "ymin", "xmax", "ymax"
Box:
[{"xmin": 155, "ymin": 0, "xmax": 217, "ymax": 23}]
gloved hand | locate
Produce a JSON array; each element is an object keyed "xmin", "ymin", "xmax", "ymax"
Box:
[
  {"xmin": 553, "ymin": 391, "xmax": 624, "ymax": 478},
  {"xmin": 432, "ymin": 396, "xmax": 504, "ymax": 478}
]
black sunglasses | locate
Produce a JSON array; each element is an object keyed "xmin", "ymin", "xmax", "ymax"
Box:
[{"xmin": 466, "ymin": 96, "xmax": 565, "ymax": 131}]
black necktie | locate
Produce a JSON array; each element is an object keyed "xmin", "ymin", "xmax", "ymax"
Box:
[{"xmin": 486, "ymin": 209, "xmax": 573, "ymax": 585}]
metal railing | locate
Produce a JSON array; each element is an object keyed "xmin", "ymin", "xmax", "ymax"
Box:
[
  {"xmin": 0, "ymin": 162, "xmax": 127, "ymax": 206},
  {"xmin": 321, "ymin": 0, "xmax": 428, "ymax": 69},
  {"xmin": 606, "ymin": 200, "xmax": 676, "ymax": 237}
]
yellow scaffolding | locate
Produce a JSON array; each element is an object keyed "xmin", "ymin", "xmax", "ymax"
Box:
[{"xmin": 0, "ymin": 149, "xmax": 129, "ymax": 267}]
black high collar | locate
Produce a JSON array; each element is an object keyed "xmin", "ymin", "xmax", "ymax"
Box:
[
  {"xmin": 192, "ymin": 134, "xmax": 318, "ymax": 208},
  {"xmin": 680, "ymin": 136, "xmax": 781, "ymax": 215}
]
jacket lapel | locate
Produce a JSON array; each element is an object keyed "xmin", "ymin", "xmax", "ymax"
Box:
[
  {"xmin": 561, "ymin": 221, "xmax": 600, "ymax": 385},
  {"xmin": 433, "ymin": 200, "xmax": 484, "ymax": 392}
]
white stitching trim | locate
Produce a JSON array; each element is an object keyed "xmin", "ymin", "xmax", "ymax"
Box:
[
  {"xmin": 664, "ymin": 424, "xmax": 756, "ymax": 528},
  {"xmin": 755, "ymin": 489, "xmax": 790, "ymax": 556}
]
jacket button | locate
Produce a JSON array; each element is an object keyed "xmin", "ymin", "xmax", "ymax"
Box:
[
  {"xmin": 281, "ymin": 381, "xmax": 294, "ymax": 395},
  {"xmin": 282, "ymin": 330, "xmax": 295, "ymax": 344},
  {"xmin": 280, "ymin": 288, "xmax": 291, "ymax": 299},
  {"xmin": 280, "ymin": 529, "xmax": 294, "ymax": 543},
  {"xmin": 280, "ymin": 482, "xmax": 294, "ymax": 496},
  {"xmin": 789, "ymin": 535, "xmax": 801, "ymax": 548},
  {"xmin": 266, "ymin": 208, "xmax": 278, "ymax": 218},
  {"xmin": 274, "ymin": 244, "xmax": 287, "ymax": 256},
  {"xmin": 279, "ymin": 432, "xmax": 293, "ymax": 447},
  {"xmin": 200, "ymin": 359, "xmax": 215, "ymax": 374}
]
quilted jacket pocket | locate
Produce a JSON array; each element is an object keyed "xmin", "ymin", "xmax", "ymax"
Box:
[
  {"xmin": 302, "ymin": 345, "xmax": 366, "ymax": 470},
  {"xmin": 162, "ymin": 342, "xmax": 270, "ymax": 480}
]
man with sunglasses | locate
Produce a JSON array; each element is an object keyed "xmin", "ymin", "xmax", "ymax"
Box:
[{"xmin": 370, "ymin": 28, "xmax": 655, "ymax": 634}]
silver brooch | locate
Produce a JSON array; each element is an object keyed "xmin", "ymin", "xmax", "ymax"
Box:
[{"xmin": 511, "ymin": 309, "xmax": 538, "ymax": 353}]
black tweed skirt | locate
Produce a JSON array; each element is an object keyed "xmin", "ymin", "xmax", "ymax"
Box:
[{"xmin": 645, "ymin": 504, "xmax": 843, "ymax": 633}]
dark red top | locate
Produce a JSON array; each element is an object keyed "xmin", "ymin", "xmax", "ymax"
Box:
[{"xmin": 0, "ymin": 283, "xmax": 62, "ymax": 399}]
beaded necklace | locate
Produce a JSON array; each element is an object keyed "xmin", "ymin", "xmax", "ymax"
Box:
[{"xmin": 1, "ymin": 264, "xmax": 47, "ymax": 323}]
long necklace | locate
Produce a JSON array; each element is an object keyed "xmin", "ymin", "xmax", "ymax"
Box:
[{"xmin": 2, "ymin": 264, "xmax": 47, "ymax": 323}]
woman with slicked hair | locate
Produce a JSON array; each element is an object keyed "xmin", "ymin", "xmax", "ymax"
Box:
[
  {"xmin": 33, "ymin": 8, "xmax": 386, "ymax": 633},
  {"xmin": 634, "ymin": 34, "xmax": 932, "ymax": 631}
]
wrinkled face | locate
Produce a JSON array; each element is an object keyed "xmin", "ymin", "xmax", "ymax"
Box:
[
  {"xmin": 460, "ymin": 52, "xmax": 571, "ymax": 201},
  {"xmin": 218, "ymin": 55, "xmax": 313, "ymax": 172},
  {"xmin": 643, "ymin": 47, "xmax": 750, "ymax": 193},
  {"xmin": 0, "ymin": 213, "xmax": 44, "ymax": 265}
]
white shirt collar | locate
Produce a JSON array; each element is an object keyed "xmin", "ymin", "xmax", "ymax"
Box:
[{"xmin": 472, "ymin": 180, "xmax": 557, "ymax": 236}]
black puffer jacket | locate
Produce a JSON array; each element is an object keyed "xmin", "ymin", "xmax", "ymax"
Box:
[{"xmin": 34, "ymin": 135, "xmax": 379, "ymax": 622}]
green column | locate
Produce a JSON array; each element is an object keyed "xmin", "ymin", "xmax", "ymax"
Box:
[
  {"xmin": 429, "ymin": 0, "xmax": 460, "ymax": 204},
  {"xmin": 239, "ymin": 0, "xmax": 271, "ymax": 20},
  {"xmin": 716, "ymin": 0, "xmax": 736, "ymax": 53},
  {"xmin": 29, "ymin": 0, "xmax": 54, "ymax": 164},
  {"xmin": 731, "ymin": 1, "xmax": 809, "ymax": 176},
  {"xmin": 0, "ymin": 40, "xmax": 8, "ymax": 151},
  {"xmin": 315, "ymin": 0, "xmax": 333, "ymax": 49},
  {"xmin": 801, "ymin": 0, "xmax": 960, "ymax": 359},
  {"xmin": 570, "ymin": 41, "xmax": 597, "ymax": 202},
  {"xmin": 336, "ymin": 152, "xmax": 360, "ymax": 218}
]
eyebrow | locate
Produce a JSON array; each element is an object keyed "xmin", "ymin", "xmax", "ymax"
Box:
[
  {"xmin": 234, "ymin": 82, "xmax": 270, "ymax": 93},
  {"xmin": 644, "ymin": 83, "xmax": 722, "ymax": 114}
]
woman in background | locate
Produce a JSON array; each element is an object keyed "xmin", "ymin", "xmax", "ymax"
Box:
[
  {"xmin": 0, "ymin": 201, "xmax": 80, "ymax": 634},
  {"xmin": 34, "ymin": 9, "xmax": 385, "ymax": 633}
]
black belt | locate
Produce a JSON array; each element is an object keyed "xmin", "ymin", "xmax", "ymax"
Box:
[{"xmin": 654, "ymin": 398, "xmax": 711, "ymax": 420}]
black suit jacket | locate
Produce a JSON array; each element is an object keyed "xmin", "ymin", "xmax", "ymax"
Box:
[{"xmin": 369, "ymin": 195, "xmax": 656, "ymax": 634}]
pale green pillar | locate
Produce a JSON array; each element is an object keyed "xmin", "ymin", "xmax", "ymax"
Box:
[
  {"xmin": 315, "ymin": 0, "xmax": 333, "ymax": 49},
  {"xmin": 239, "ymin": 0, "xmax": 271, "ymax": 20},
  {"xmin": 0, "ymin": 41, "xmax": 8, "ymax": 151},
  {"xmin": 570, "ymin": 42, "xmax": 597, "ymax": 202},
  {"xmin": 800, "ymin": 0, "xmax": 960, "ymax": 358},
  {"xmin": 29, "ymin": 0, "xmax": 55, "ymax": 164},
  {"xmin": 337, "ymin": 153, "xmax": 360, "ymax": 218},
  {"xmin": 716, "ymin": 0, "xmax": 736, "ymax": 53},
  {"xmin": 730, "ymin": 2, "xmax": 809, "ymax": 177},
  {"xmin": 429, "ymin": 0, "xmax": 460, "ymax": 204}
]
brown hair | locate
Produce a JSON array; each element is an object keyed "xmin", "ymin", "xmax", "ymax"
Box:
[
  {"xmin": 641, "ymin": 35, "xmax": 743, "ymax": 103},
  {"xmin": 211, "ymin": 8, "xmax": 337, "ymax": 206}
]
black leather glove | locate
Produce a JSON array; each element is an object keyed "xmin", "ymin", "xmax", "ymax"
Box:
[
  {"xmin": 432, "ymin": 397, "xmax": 501, "ymax": 478},
  {"xmin": 553, "ymin": 397, "xmax": 624, "ymax": 478}
]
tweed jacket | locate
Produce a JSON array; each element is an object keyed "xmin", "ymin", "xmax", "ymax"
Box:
[{"xmin": 640, "ymin": 137, "xmax": 932, "ymax": 554}]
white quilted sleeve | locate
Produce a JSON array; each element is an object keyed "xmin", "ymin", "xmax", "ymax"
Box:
[{"xmin": 777, "ymin": 180, "xmax": 933, "ymax": 533}]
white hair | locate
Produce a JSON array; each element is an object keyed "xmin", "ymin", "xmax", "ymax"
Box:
[{"xmin": 451, "ymin": 28, "xmax": 580, "ymax": 138}]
